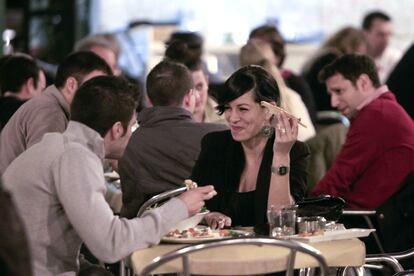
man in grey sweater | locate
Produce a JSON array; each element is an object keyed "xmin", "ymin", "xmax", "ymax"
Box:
[{"xmin": 2, "ymin": 76, "xmax": 216, "ymax": 276}]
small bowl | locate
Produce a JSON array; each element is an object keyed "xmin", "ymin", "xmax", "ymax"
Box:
[{"xmin": 173, "ymin": 211, "xmax": 209, "ymax": 231}]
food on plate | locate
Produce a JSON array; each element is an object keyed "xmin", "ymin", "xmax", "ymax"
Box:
[
  {"xmin": 166, "ymin": 227, "xmax": 216, "ymax": 238},
  {"xmin": 165, "ymin": 227, "xmax": 249, "ymax": 239},
  {"xmin": 260, "ymin": 101, "xmax": 307, "ymax": 128}
]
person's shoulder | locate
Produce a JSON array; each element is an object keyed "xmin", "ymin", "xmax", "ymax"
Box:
[
  {"xmin": 198, "ymin": 121, "xmax": 228, "ymax": 132},
  {"xmin": 202, "ymin": 129, "xmax": 232, "ymax": 145},
  {"xmin": 291, "ymin": 140, "xmax": 310, "ymax": 156}
]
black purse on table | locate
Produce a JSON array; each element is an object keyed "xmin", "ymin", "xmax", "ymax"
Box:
[{"xmin": 297, "ymin": 195, "xmax": 345, "ymax": 221}]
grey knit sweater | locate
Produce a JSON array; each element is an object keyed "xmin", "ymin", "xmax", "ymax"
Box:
[{"xmin": 3, "ymin": 121, "xmax": 188, "ymax": 276}]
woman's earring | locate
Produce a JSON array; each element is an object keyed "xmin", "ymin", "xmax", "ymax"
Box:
[{"xmin": 261, "ymin": 125, "xmax": 274, "ymax": 137}]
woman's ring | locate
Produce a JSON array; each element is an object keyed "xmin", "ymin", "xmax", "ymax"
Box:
[{"xmin": 280, "ymin": 128, "xmax": 287, "ymax": 134}]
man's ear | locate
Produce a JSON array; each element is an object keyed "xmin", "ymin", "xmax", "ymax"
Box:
[
  {"xmin": 21, "ymin": 77, "xmax": 35, "ymax": 96},
  {"xmin": 357, "ymin": 74, "xmax": 370, "ymax": 91},
  {"xmin": 109, "ymin": 121, "xmax": 124, "ymax": 140},
  {"xmin": 65, "ymin": 77, "xmax": 79, "ymax": 94},
  {"xmin": 182, "ymin": 89, "xmax": 193, "ymax": 109},
  {"xmin": 26, "ymin": 77, "xmax": 35, "ymax": 91}
]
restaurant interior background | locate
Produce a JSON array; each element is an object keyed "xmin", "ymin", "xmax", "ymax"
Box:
[{"xmin": 2, "ymin": 0, "xmax": 414, "ymax": 83}]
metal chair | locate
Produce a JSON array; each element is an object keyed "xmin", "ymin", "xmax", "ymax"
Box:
[
  {"xmin": 339, "ymin": 171, "xmax": 414, "ymax": 266},
  {"xmin": 139, "ymin": 237, "xmax": 329, "ymax": 276},
  {"xmin": 316, "ymin": 110, "xmax": 350, "ymax": 127},
  {"xmin": 394, "ymin": 269, "xmax": 414, "ymax": 276},
  {"xmin": 136, "ymin": 186, "xmax": 187, "ymax": 217},
  {"xmin": 120, "ymin": 186, "xmax": 188, "ymax": 276}
]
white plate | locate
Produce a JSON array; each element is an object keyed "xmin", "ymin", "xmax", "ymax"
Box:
[
  {"xmin": 289, "ymin": 228, "xmax": 375, "ymax": 243},
  {"xmin": 162, "ymin": 228, "xmax": 252, "ymax": 244}
]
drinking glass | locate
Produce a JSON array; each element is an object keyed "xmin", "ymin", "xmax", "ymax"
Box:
[{"xmin": 267, "ymin": 204, "xmax": 297, "ymax": 237}]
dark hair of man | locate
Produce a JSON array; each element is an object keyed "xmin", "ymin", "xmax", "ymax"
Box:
[
  {"xmin": 54, "ymin": 51, "xmax": 112, "ymax": 89},
  {"xmin": 166, "ymin": 32, "xmax": 203, "ymax": 56},
  {"xmin": 0, "ymin": 55, "xmax": 40, "ymax": 95},
  {"xmin": 318, "ymin": 54, "xmax": 381, "ymax": 88},
  {"xmin": 216, "ymin": 65, "xmax": 281, "ymax": 115},
  {"xmin": 70, "ymin": 76, "xmax": 138, "ymax": 137},
  {"xmin": 146, "ymin": 60, "xmax": 194, "ymax": 106},
  {"xmin": 362, "ymin": 11, "xmax": 391, "ymax": 30},
  {"xmin": 249, "ymin": 25, "xmax": 286, "ymax": 67},
  {"xmin": 165, "ymin": 40, "xmax": 202, "ymax": 71}
]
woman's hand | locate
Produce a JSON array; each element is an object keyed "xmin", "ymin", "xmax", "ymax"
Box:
[
  {"xmin": 272, "ymin": 112, "xmax": 299, "ymax": 155},
  {"xmin": 204, "ymin": 212, "xmax": 232, "ymax": 229}
]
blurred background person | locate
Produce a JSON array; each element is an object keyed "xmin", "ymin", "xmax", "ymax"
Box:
[
  {"xmin": 249, "ymin": 25, "xmax": 317, "ymax": 125},
  {"xmin": 240, "ymin": 39, "xmax": 315, "ymax": 141},
  {"xmin": 75, "ymin": 33, "xmax": 121, "ymax": 76},
  {"xmin": 387, "ymin": 42, "xmax": 414, "ymax": 119},
  {"xmin": 0, "ymin": 55, "xmax": 46, "ymax": 130},
  {"xmin": 362, "ymin": 10, "xmax": 402, "ymax": 83},
  {"xmin": 75, "ymin": 33, "xmax": 147, "ymax": 112},
  {"xmin": 165, "ymin": 38, "xmax": 226, "ymax": 124},
  {"xmin": 302, "ymin": 27, "xmax": 368, "ymax": 112},
  {"xmin": 165, "ymin": 32, "xmax": 226, "ymax": 123}
]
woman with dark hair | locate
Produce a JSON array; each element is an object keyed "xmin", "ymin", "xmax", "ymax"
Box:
[{"xmin": 191, "ymin": 65, "xmax": 310, "ymax": 234}]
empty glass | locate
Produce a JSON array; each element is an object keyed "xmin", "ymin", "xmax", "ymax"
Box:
[{"xmin": 267, "ymin": 204, "xmax": 297, "ymax": 237}]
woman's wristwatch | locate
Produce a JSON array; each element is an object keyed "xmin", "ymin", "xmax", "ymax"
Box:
[{"xmin": 271, "ymin": 165, "xmax": 289, "ymax": 175}]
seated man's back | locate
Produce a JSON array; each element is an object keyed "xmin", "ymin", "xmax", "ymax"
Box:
[{"xmin": 119, "ymin": 60, "xmax": 227, "ymax": 218}]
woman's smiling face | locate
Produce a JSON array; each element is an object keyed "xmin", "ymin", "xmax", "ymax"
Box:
[{"xmin": 224, "ymin": 90, "xmax": 270, "ymax": 143}]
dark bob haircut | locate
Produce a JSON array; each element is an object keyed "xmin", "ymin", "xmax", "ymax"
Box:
[{"xmin": 216, "ymin": 65, "xmax": 281, "ymax": 115}]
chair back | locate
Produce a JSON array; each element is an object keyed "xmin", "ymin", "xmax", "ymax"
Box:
[
  {"xmin": 136, "ymin": 186, "xmax": 187, "ymax": 217},
  {"xmin": 139, "ymin": 237, "xmax": 329, "ymax": 276},
  {"xmin": 375, "ymin": 171, "xmax": 414, "ymax": 253},
  {"xmin": 340, "ymin": 171, "xmax": 414, "ymax": 270}
]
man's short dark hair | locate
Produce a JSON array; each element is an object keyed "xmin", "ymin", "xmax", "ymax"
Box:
[
  {"xmin": 70, "ymin": 76, "xmax": 138, "ymax": 137},
  {"xmin": 54, "ymin": 51, "xmax": 112, "ymax": 89},
  {"xmin": 318, "ymin": 54, "xmax": 381, "ymax": 88},
  {"xmin": 146, "ymin": 60, "xmax": 194, "ymax": 106},
  {"xmin": 362, "ymin": 11, "xmax": 391, "ymax": 30},
  {"xmin": 0, "ymin": 55, "xmax": 41, "ymax": 95}
]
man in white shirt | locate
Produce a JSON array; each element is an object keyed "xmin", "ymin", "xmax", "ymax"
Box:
[{"xmin": 362, "ymin": 10, "xmax": 402, "ymax": 83}]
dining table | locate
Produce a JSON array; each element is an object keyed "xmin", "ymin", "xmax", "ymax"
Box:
[{"xmin": 129, "ymin": 234, "xmax": 366, "ymax": 275}]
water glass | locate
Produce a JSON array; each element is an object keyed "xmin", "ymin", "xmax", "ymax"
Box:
[{"xmin": 267, "ymin": 204, "xmax": 297, "ymax": 237}]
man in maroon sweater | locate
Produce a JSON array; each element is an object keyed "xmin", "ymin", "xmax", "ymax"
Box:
[{"xmin": 312, "ymin": 54, "xmax": 414, "ymax": 210}]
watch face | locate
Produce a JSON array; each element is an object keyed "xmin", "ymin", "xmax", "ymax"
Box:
[{"xmin": 278, "ymin": 166, "xmax": 288, "ymax": 175}]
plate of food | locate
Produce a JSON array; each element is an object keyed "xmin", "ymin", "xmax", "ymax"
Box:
[
  {"xmin": 162, "ymin": 226, "xmax": 252, "ymax": 244},
  {"xmin": 288, "ymin": 228, "xmax": 375, "ymax": 243}
]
